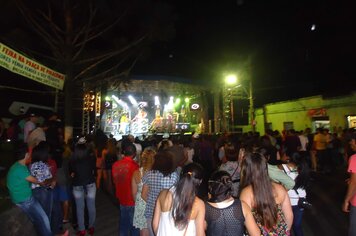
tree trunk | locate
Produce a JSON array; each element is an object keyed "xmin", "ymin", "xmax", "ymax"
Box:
[{"xmin": 63, "ymin": 73, "xmax": 74, "ymax": 142}]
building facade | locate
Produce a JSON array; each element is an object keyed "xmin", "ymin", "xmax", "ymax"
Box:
[{"xmin": 247, "ymin": 92, "xmax": 356, "ymax": 134}]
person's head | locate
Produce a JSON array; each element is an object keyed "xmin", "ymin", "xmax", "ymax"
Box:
[
  {"xmin": 225, "ymin": 143, "xmax": 237, "ymax": 162},
  {"xmin": 73, "ymin": 137, "xmax": 88, "ymax": 160},
  {"xmin": 123, "ymin": 143, "xmax": 136, "ymax": 158},
  {"xmin": 151, "ymin": 150, "xmax": 175, "ymax": 176},
  {"xmin": 172, "ymin": 163, "xmax": 204, "ymax": 230},
  {"xmin": 29, "ymin": 113, "xmax": 38, "ymax": 123},
  {"xmin": 240, "ymin": 151, "xmax": 277, "ymax": 229},
  {"xmin": 208, "ymin": 170, "xmax": 232, "ymax": 203},
  {"xmin": 15, "ymin": 143, "xmax": 30, "ymax": 163},
  {"xmin": 158, "ymin": 139, "xmax": 171, "ymax": 151},
  {"xmin": 288, "ymin": 152, "xmax": 310, "ymax": 189},
  {"xmin": 31, "ymin": 142, "xmax": 50, "ymax": 163},
  {"xmin": 140, "ymin": 148, "xmax": 156, "ymax": 172},
  {"xmin": 349, "ymin": 133, "xmax": 356, "ymax": 152},
  {"xmin": 127, "ymin": 134, "xmax": 135, "ymax": 143}
]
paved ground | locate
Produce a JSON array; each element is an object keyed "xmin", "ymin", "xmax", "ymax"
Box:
[{"xmin": 0, "ymin": 166, "xmax": 350, "ymax": 236}]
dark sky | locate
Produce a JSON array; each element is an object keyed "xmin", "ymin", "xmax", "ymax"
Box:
[
  {"xmin": 133, "ymin": 0, "xmax": 356, "ymax": 106},
  {"xmin": 1, "ymin": 0, "xmax": 355, "ymax": 108}
]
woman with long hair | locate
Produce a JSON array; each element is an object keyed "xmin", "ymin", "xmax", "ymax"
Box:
[
  {"xmin": 280, "ymin": 151, "xmax": 310, "ymax": 236},
  {"xmin": 239, "ymin": 152, "xmax": 293, "ymax": 236},
  {"xmin": 69, "ymin": 137, "xmax": 96, "ymax": 236},
  {"xmin": 205, "ymin": 170, "xmax": 260, "ymax": 236},
  {"xmin": 152, "ymin": 163, "xmax": 205, "ymax": 236},
  {"xmin": 132, "ymin": 148, "xmax": 156, "ymax": 236}
]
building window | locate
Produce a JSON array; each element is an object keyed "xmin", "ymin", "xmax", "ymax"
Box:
[
  {"xmin": 283, "ymin": 122, "xmax": 294, "ymax": 131},
  {"xmin": 347, "ymin": 115, "xmax": 356, "ymax": 128},
  {"xmin": 265, "ymin": 122, "xmax": 273, "ymax": 130}
]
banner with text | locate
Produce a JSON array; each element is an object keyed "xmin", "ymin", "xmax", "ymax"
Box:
[{"xmin": 0, "ymin": 42, "xmax": 65, "ymax": 90}]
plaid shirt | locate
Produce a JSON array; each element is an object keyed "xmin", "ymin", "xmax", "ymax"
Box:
[{"xmin": 142, "ymin": 170, "xmax": 179, "ymax": 218}]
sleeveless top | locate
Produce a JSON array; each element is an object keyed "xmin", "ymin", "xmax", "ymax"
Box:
[
  {"xmin": 205, "ymin": 199, "xmax": 245, "ymax": 236},
  {"xmin": 252, "ymin": 204, "xmax": 290, "ymax": 236},
  {"xmin": 156, "ymin": 187, "xmax": 196, "ymax": 236},
  {"xmin": 133, "ymin": 168, "xmax": 147, "ymax": 229}
]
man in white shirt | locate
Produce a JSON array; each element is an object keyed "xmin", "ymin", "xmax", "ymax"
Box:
[
  {"xmin": 24, "ymin": 114, "xmax": 38, "ymax": 144},
  {"xmin": 27, "ymin": 122, "xmax": 49, "ymax": 148}
]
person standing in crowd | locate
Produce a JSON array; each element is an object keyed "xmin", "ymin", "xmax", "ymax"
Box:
[
  {"xmin": 112, "ymin": 143, "xmax": 139, "ymax": 236},
  {"xmin": 46, "ymin": 113, "xmax": 64, "ymax": 169},
  {"xmin": 24, "ymin": 113, "xmax": 38, "ymax": 144},
  {"xmin": 69, "ymin": 137, "xmax": 97, "ymax": 236},
  {"xmin": 280, "ymin": 152, "xmax": 310, "ymax": 236},
  {"xmin": 219, "ymin": 143, "xmax": 240, "ymax": 197},
  {"xmin": 258, "ymin": 147, "xmax": 295, "ymax": 191},
  {"xmin": 142, "ymin": 150, "xmax": 179, "ymax": 236},
  {"xmin": 239, "ymin": 152, "xmax": 293, "ymax": 235},
  {"xmin": 56, "ymin": 143, "xmax": 72, "ymax": 225},
  {"xmin": 30, "ymin": 143, "xmax": 55, "ymax": 224},
  {"xmin": 205, "ymin": 170, "xmax": 260, "ymax": 236},
  {"xmin": 343, "ymin": 133, "xmax": 356, "ymax": 236},
  {"xmin": 27, "ymin": 122, "xmax": 49, "ymax": 149},
  {"xmin": 312, "ymin": 128, "xmax": 327, "ymax": 172},
  {"xmin": 132, "ymin": 148, "xmax": 156, "ymax": 236},
  {"xmin": 7, "ymin": 145, "xmax": 68, "ymax": 236},
  {"xmin": 103, "ymin": 139, "xmax": 117, "ymax": 194},
  {"xmin": 152, "ymin": 163, "xmax": 205, "ymax": 236}
]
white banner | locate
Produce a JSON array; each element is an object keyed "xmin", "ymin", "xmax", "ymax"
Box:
[{"xmin": 0, "ymin": 42, "xmax": 65, "ymax": 90}]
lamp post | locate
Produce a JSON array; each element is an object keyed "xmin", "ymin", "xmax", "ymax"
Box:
[
  {"xmin": 223, "ymin": 72, "xmax": 254, "ymax": 133},
  {"xmin": 224, "ymin": 74, "xmax": 237, "ymax": 132}
]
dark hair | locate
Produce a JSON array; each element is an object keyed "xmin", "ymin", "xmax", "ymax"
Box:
[
  {"xmin": 289, "ymin": 153, "xmax": 310, "ymax": 189},
  {"xmin": 73, "ymin": 143, "xmax": 89, "ymax": 160},
  {"xmin": 172, "ymin": 163, "xmax": 203, "ymax": 230},
  {"xmin": 239, "ymin": 152, "xmax": 277, "ymax": 229},
  {"xmin": 151, "ymin": 150, "xmax": 175, "ymax": 176},
  {"xmin": 208, "ymin": 170, "xmax": 233, "ymax": 203},
  {"xmin": 15, "ymin": 143, "xmax": 28, "ymax": 161},
  {"xmin": 31, "ymin": 143, "xmax": 50, "ymax": 163},
  {"xmin": 225, "ymin": 144, "xmax": 238, "ymax": 162},
  {"xmin": 123, "ymin": 143, "xmax": 136, "ymax": 156}
]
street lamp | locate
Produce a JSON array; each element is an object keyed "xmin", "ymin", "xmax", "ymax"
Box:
[
  {"xmin": 222, "ymin": 72, "xmax": 255, "ymax": 133},
  {"xmin": 224, "ymin": 74, "xmax": 239, "ymax": 132}
]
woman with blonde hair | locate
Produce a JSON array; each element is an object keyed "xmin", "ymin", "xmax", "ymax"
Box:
[
  {"xmin": 132, "ymin": 148, "xmax": 156, "ymax": 236},
  {"xmin": 239, "ymin": 152, "xmax": 293, "ymax": 236}
]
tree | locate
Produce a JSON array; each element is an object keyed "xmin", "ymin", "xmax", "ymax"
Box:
[{"xmin": 4, "ymin": 0, "xmax": 175, "ymax": 140}]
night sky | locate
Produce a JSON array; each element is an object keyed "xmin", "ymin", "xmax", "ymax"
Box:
[
  {"xmin": 1, "ymin": 0, "xmax": 355, "ymax": 107},
  {"xmin": 133, "ymin": 0, "xmax": 356, "ymax": 106}
]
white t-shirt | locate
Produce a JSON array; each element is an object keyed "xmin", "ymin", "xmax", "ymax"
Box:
[
  {"xmin": 298, "ymin": 135, "xmax": 309, "ymax": 151},
  {"xmin": 281, "ymin": 164, "xmax": 306, "ymax": 206},
  {"xmin": 24, "ymin": 121, "xmax": 36, "ymax": 143}
]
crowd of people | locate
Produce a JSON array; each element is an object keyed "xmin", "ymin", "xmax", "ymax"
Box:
[{"xmin": 4, "ymin": 112, "xmax": 356, "ymax": 236}]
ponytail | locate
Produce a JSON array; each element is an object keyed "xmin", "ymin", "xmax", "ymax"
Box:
[{"xmin": 172, "ymin": 163, "xmax": 203, "ymax": 230}]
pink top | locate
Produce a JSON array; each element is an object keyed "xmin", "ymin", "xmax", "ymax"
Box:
[{"xmin": 348, "ymin": 154, "xmax": 356, "ymax": 206}]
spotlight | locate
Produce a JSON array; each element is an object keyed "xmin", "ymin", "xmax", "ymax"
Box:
[
  {"xmin": 154, "ymin": 96, "xmax": 160, "ymax": 106},
  {"xmin": 128, "ymin": 95, "xmax": 138, "ymax": 106}
]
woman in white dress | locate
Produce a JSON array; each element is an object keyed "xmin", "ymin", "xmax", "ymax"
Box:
[{"xmin": 153, "ymin": 163, "xmax": 205, "ymax": 236}]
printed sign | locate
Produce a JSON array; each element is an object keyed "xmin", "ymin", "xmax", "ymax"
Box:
[{"xmin": 0, "ymin": 43, "xmax": 65, "ymax": 90}]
